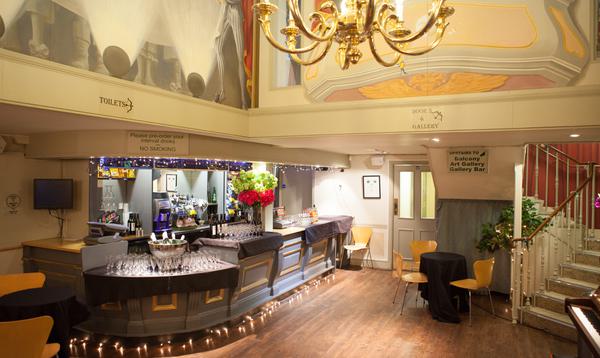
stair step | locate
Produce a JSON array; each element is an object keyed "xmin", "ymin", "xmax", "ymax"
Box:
[
  {"xmin": 574, "ymin": 250, "xmax": 600, "ymax": 267},
  {"xmin": 585, "ymin": 238, "xmax": 600, "ymax": 251},
  {"xmin": 521, "ymin": 307, "xmax": 576, "ymax": 342},
  {"xmin": 561, "ymin": 263, "xmax": 600, "ymax": 283},
  {"xmin": 535, "ymin": 291, "xmax": 568, "ymax": 314},
  {"xmin": 546, "ymin": 277, "xmax": 597, "ymax": 297}
]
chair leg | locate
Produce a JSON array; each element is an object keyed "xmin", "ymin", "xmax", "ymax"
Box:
[
  {"xmin": 487, "ymin": 287, "xmax": 495, "ymax": 317},
  {"xmin": 400, "ymin": 282, "xmax": 409, "ymax": 315},
  {"xmin": 468, "ymin": 290, "xmax": 472, "ymax": 326},
  {"xmin": 393, "ymin": 278, "xmax": 402, "ymax": 304},
  {"xmin": 368, "ymin": 247, "xmax": 374, "ymax": 269}
]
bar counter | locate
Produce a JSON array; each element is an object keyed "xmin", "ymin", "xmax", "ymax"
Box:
[{"xmin": 21, "ymin": 216, "xmax": 353, "ymax": 337}]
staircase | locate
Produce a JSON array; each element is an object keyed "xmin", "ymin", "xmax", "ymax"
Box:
[{"xmin": 515, "ymin": 145, "xmax": 599, "ymax": 341}]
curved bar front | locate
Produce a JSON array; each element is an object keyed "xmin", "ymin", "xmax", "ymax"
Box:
[{"xmin": 22, "ymin": 216, "xmax": 354, "ymax": 338}]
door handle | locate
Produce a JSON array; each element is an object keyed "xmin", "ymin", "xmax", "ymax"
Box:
[{"xmin": 393, "ymin": 198, "xmax": 398, "ymax": 216}]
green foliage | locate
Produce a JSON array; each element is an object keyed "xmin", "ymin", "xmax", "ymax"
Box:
[
  {"xmin": 231, "ymin": 170, "xmax": 278, "ymax": 194},
  {"xmin": 476, "ymin": 198, "xmax": 544, "ymax": 254}
]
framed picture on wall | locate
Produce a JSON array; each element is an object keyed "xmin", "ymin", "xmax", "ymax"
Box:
[
  {"xmin": 166, "ymin": 174, "xmax": 177, "ymax": 192},
  {"xmin": 362, "ymin": 175, "xmax": 381, "ymax": 199}
]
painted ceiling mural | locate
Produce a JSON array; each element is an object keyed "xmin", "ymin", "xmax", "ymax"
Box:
[
  {"xmin": 0, "ymin": 0, "xmax": 255, "ymax": 109},
  {"xmin": 303, "ymin": 0, "xmax": 589, "ymax": 102}
]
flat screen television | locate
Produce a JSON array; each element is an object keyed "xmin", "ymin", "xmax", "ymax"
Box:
[{"xmin": 33, "ymin": 179, "xmax": 73, "ymax": 209}]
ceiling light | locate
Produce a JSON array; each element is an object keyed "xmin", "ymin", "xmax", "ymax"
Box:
[
  {"xmin": 431, "ymin": 138, "xmax": 441, "ymax": 142},
  {"xmin": 255, "ymin": 0, "xmax": 454, "ymax": 70},
  {"xmin": 569, "ymin": 133, "xmax": 580, "ymax": 138}
]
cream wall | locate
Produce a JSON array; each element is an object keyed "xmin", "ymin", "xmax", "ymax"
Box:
[
  {"xmin": 313, "ymin": 154, "xmax": 427, "ymax": 269},
  {"xmin": 428, "ymin": 146, "xmax": 524, "ymax": 200},
  {"xmin": 0, "ymin": 153, "xmax": 89, "ymax": 274}
]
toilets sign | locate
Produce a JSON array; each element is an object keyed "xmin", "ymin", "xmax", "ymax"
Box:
[{"xmin": 448, "ymin": 149, "xmax": 488, "ymax": 173}]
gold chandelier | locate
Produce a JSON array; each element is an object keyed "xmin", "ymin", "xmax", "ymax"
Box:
[{"xmin": 254, "ymin": 0, "xmax": 454, "ymax": 70}]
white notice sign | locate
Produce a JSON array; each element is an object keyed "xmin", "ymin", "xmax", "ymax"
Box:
[
  {"xmin": 448, "ymin": 149, "xmax": 488, "ymax": 174},
  {"xmin": 127, "ymin": 132, "xmax": 189, "ymax": 155}
]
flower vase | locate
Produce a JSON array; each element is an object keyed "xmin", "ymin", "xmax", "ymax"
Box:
[
  {"xmin": 246, "ymin": 205, "xmax": 262, "ymax": 227},
  {"xmin": 262, "ymin": 203, "xmax": 273, "ymax": 232}
]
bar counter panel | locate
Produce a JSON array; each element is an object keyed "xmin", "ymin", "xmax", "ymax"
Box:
[{"xmin": 22, "ymin": 217, "xmax": 352, "ymax": 337}]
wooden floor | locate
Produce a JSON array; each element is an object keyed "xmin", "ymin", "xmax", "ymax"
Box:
[{"xmin": 186, "ymin": 268, "xmax": 576, "ymax": 358}]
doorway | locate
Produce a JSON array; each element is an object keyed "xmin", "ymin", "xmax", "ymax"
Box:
[{"xmin": 392, "ymin": 164, "xmax": 437, "ymax": 266}]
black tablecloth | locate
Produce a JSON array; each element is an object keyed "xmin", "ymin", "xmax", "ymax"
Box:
[
  {"xmin": 419, "ymin": 252, "xmax": 469, "ymax": 323},
  {"xmin": 83, "ymin": 261, "xmax": 239, "ymax": 306},
  {"xmin": 193, "ymin": 232, "xmax": 283, "ymax": 259},
  {"xmin": 319, "ymin": 215, "xmax": 353, "ymax": 234},
  {"xmin": 0, "ymin": 286, "xmax": 89, "ymax": 358}
]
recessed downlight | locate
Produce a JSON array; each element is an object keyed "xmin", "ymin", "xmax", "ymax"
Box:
[
  {"xmin": 431, "ymin": 138, "xmax": 441, "ymax": 142},
  {"xmin": 569, "ymin": 133, "xmax": 581, "ymax": 138}
]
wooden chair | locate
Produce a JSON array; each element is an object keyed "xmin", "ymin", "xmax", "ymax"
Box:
[
  {"xmin": 344, "ymin": 227, "xmax": 374, "ymax": 269},
  {"xmin": 450, "ymin": 257, "xmax": 495, "ymax": 326},
  {"xmin": 393, "ymin": 251, "xmax": 428, "ymax": 315},
  {"xmin": 409, "ymin": 240, "xmax": 438, "ymax": 271},
  {"xmin": 0, "ymin": 316, "xmax": 60, "ymax": 358},
  {"xmin": 0, "ymin": 272, "xmax": 45, "ymax": 297}
]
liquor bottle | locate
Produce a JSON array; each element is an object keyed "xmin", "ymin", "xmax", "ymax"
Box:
[
  {"xmin": 210, "ymin": 214, "xmax": 217, "ymax": 238},
  {"xmin": 127, "ymin": 215, "xmax": 136, "ymax": 235}
]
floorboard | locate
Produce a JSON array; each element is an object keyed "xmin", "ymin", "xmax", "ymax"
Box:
[{"xmin": 189, "ymin": 268, "xmax": 576, "ymax": 358}]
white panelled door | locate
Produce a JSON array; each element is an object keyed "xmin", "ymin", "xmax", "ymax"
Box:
[{"xmin": 392, "ymin": 165, "xmax": 437, "ymax": 264}]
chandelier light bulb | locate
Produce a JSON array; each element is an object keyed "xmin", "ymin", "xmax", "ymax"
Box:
[
  {"xmin": 395, "ymin": 0, "xmax": 405, "ymax": 22},
  {"xmin": 340, "ymin": 0, "xmax": 348, "ymax": 15}
]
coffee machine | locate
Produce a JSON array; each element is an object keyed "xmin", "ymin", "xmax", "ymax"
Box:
[{"xmin": 153, "ymin": 192, "xmax": 172, "ymax": 233}]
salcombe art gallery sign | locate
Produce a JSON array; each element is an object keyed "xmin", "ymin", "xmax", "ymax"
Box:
[
  {"xmin": 448, "ymin": 149, "xmax": 488, "ymax": 174},
  {"xmin": 127, "ymin": 132, "xmax": 189, "ymax": 155}
]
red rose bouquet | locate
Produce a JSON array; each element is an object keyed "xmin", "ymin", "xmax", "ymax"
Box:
[
  {"xmin": 259, "ymin": 189, "xmax": 275, "ymax": 207},
  {"xmin": 238, "ymin": 189, "xmax": 260, "ymax": 207}
]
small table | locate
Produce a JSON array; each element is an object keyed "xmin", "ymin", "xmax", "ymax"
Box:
[
  {"xmin": 419, "ymin": 252, "xmax": 469, "ymax": 323},
  {"xmin": 0, "ymin": 286, "xmax": 89, "ymax": 358}
]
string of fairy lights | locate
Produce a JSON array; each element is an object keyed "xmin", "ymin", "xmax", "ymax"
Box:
[
  {"xmin": 88, "ymin": 157, "xmax": 345, "ymax": 175},
  {"xmin": 68, "ymin": 274, "xmax": 335, "ymax": 357},
  {"xmin": 89, "ymin": 157, "xmax": 254, "ymax": 173}
]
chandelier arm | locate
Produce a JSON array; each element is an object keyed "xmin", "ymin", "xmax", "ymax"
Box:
[
  {"xmin": 287, "ymin": 0, "xmax": 338, "ymax": 42},
  {"xmin": 377, "ymin": 0, "xmax": 446, "ymax": 44},
  {"xmin": 363, "ymin": 0, "xmax": 377, "ymax": 34},
  {"xmin": 368, "ymin": 33, "xmax": 401, "ymax": 67},
  {"xmin": 258, "ymin": 19, "xmax": 322, "ymax": 54},
  {"xmin": 382, "ymin": 22, "xmax": 448, "ymax": 56},
  {"xmin": 290, "ymin": 40, "xmax": 334, "ymax": 66}
]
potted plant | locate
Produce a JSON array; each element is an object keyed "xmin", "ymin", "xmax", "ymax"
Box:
[{"xmin": 476, "ymin": 198, "xmax": 543, "ymax": 254}]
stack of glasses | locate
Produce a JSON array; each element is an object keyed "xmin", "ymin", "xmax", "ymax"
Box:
[{"xmin": 106, "ymin": 252, "xmax": 224, "ymax": 276}]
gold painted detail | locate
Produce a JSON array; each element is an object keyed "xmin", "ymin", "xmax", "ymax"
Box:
[
  {"xmin": 152, "ymin": 294, "xmax": 178, "ymax": 312},
  {"xmin": 358, "ymin": 72, "xmax": 509, "ymax": 99},
  {"xmin": 205, "ymin": 289, "xmax": 225, "ymax": 304},
  {"xmin": 280, "ymin": 248, "xmax": 303, "ymax": 277},
  {"xmin": 240, "ymin": 258, "xmax": 273, "ymax": 293},
  {"xmin": 548, "ymin": 6, "xmax": 586, "ymax": 59},
  {"xmin": 308, "ymin": 240, "xmax": 328, "ymax": 264},
  {"xmin": 100, "ymin": 302, "xmax": 122, "ymax": 311}
]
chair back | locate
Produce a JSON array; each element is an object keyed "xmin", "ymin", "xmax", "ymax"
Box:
[
  {"xmin": 409, "ymin": 240, "xmax": 438, "ymax": 262},
  {"xmin": 473, "ymin": 257, "xmax": 495, "ymax": 288},
  {"xmin": 351, "ymin": 227, "xmax": 372, "ymax": 247},
  {"xmin": 0, "ymin": 272, "xmax": 45, "ymax": 297},
  {"xmin": 392, "ymin": 251, "xmax": 403, "ymax": 277},
  {"xmin": 0, "ymin": 316, "xmax": 54, "ymax": 358}
]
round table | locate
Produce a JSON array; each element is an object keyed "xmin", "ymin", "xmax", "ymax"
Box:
[
  {"xmin": 419, "ymin": 252, "xmax": 469, "ymax": 323},
  {"xmin": 0, "ymin": 286, "xmax": 88, "ymax": 358}
]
